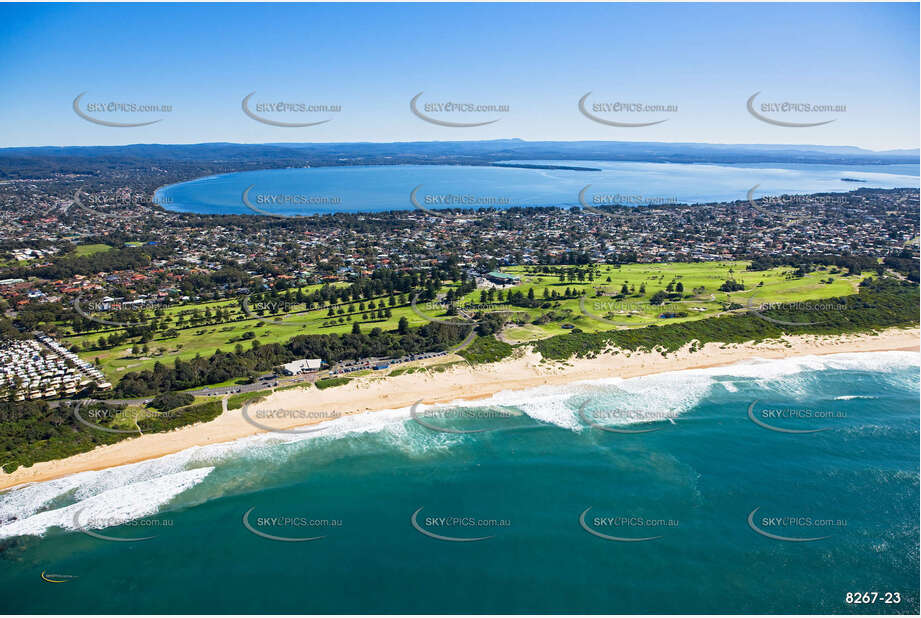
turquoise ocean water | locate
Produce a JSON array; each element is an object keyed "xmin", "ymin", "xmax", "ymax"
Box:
[
  {"xmin": 1, "ymin": 351, "xmax": 918, "ymax": 613},
  {"xmin": 154, "ymin": 161, "xmax": 920, "ymax": 216}
]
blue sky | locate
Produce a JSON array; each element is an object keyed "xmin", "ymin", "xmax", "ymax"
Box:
[{"xmin": 0, "ymin": 2, "xmax": 917, "ymax": 149}]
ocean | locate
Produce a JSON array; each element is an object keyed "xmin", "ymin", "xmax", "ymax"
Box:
[
  {"xmin": 0, "ymin": 351, "xmax": 918, "ymax": 613},
  {"xmin": 154, "ymin": 161, "xmax": 920, "ymax": 217}
]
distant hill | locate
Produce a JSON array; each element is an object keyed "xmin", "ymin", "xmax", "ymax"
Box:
[{"xmin": 0, "ymin": 139, "xmax": 916, "ymax": 179}]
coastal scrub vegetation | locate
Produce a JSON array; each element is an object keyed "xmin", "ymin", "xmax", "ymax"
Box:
[
  {"xmin": 533, "ymin": 278, "xmax": 918, "ymax": 360},
  {"xmin": 149, "ymin": 391, "xmax": 195, "ymax": 411},
  {"xmin": 226, "ymin": 390, "xmax": 270, "ymax": 410},
  {"xmin": 2, "ymin": 276, "xmax": 915, "ymax": 474},
  {"xmin": 315, "ymin": 377, "xmax": 351, "ymax": 390},
  {"xmin": 0, "ymin": 398, "xmax": 224, "ymax": 473},
  {"xmin": 457, "ymin": 335, "xmax": 514, "ymax": 365}
]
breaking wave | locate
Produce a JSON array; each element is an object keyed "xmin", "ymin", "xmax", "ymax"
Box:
[{"xmin": 1, "ymin": 350, "xmax": 916, "ymax": 539}]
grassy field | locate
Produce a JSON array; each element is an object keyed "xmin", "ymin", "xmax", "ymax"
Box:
[
  {"xmin": 72, "ymin": 243, "xmax": 113, "ymax": 257},
  {"xmin": 467, "ymin": 262, "xmax": 865, "ymax": 341},
  {"xmin": 101, "ymin": 394, "xmax": 214, "ymax": 431},
  {"xmin": 5, "ymin": 269, "xmax": 909, "ymax": 474},
  {"xmin": 62, "ymin": 261, "xmax": 869, "ymax": 382},
  {"xmin": 66, "ymin": 295, "xmax": 434, "ymax": 381}
]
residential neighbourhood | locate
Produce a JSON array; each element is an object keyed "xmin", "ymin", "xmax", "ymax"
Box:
[{"xmin": 1, "ymin": 183, "xmax": 917, "ymax": 319}]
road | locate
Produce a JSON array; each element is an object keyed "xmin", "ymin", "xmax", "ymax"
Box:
[
  {"xmin": 48, "ymin": 373, "xmax": 318, "ymax": 407},
  {"xmin": 185, "ymin": 372, "xmax": 318, "ymax": 397}
]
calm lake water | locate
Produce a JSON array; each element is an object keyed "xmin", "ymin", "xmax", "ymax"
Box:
[{"xmin": 155, "ymin": 161, "xmax": 920, "ymax": 217}]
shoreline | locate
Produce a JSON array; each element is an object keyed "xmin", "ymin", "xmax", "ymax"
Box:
[{"xmin": 2, "ymin": 328, "xmax": 918, "ymax": 492}]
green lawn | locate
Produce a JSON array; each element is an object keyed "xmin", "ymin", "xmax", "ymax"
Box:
[
  {"xmin": 72, "ymin": 243, "xmax": 113, "ymax": 257},
  {"xmin": 63, "ymin": 261, "xmax": 869, "ymax": 383},
  {"xmin": 448, "ymin": 262, "xmax": 865, "ymax": 337},
  {"xmin": 503, "ymin": 324, "xmax": 556, "ymax": 344},
  {"xmin": 67, "ymin": 296, "xmax": 433, "ymax": 381}
]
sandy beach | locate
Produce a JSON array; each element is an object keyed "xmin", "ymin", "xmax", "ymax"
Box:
[{"xmin": 2, "ymin": 327, "xmax": 918, "ymax": 491}]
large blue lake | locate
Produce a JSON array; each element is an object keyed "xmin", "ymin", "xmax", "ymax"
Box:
[{"xmin": 156, "ymin": 161, "xmax": 920, "ymax": 217}]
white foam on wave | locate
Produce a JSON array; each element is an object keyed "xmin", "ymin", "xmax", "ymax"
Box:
[
  {"xmin": 468, "ymin": 351, "xmax": 919, "ymax": 430},
  {"xmin": 257, "ymin": 403, "xmax": 464, "ymax": 456},
  {"xmin": 3, "ymin": 349, "xmax": 914, "ymax": 533},
  {"xmin": 0, "ymin": 467, "xmax": 212, "ymax": 539},
  {"xmin": 0, "ymin": 440, "xmax": 225, "ymax": 526},
  {"xmin": 747, "ymin": 351, "xmax": 918, "ymax": 397},
  {"xmin": 0, "ymin": 403, "xmax": 457, "ymax": 535},
  {"xmin": 683, "ymin": 350, "xmax": 919, "ymax": 381},
  {"xmin": 0, "ymin": 475, "xmax": 86, "ymax": 524},
  {"xmin": 430, "ymin": 368, "xmax": 720, "ymax": 431},
  {"xmin": 834, "ymin": 395, "xmax": 879, "ymax": 401},
  {"xmin": 238, "ymin": 403, "xmax": 464, "ymax": 455}
]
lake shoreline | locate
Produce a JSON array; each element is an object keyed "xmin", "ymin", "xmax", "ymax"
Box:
[{"xmin": 155, "ymin": 161, "xmax": 919, "ymax": 216}]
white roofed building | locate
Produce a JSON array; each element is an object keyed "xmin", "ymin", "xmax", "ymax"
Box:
[{"xmin": 280, "ymin": 358, "xmax": 323, "ymax": 375}]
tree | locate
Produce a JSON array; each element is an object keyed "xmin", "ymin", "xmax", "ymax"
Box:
[
  {"xmin": 398, "ymin": 316, "xmax": 409, "ymax": 335},
  {"xmin": 718, "ymin": 280, "xmax": 745, "ymax": 292}
]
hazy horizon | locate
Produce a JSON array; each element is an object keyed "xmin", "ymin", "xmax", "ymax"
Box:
[{"xmin": 2, "ymin": 138, "xmax": 918, "ymax": 155}]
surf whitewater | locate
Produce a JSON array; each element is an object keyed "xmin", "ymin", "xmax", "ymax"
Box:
[{"xmin": 1, "ymin": 350, "xmax": 918, "ymax": 613}]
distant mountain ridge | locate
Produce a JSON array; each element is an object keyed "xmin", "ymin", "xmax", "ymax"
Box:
[{"xmin": 0, "ymin": 140, "xmax": 916, "ymax": 180}]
